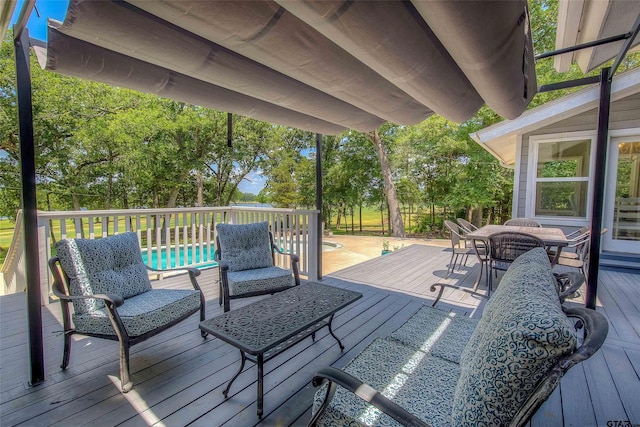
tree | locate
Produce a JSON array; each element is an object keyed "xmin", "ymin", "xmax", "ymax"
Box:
[{"xmin": 367, "ymin": 127, "xmax": 405, "ymax": 237}]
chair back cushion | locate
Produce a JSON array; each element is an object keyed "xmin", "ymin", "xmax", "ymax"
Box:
[
  {"xmin": 452, "ymin": 248, "xmax": 577, "ymax": 426},
  {"xmin": 216, "ymin": 222, "xmax": 274, "ymax": 272},
  {"xmin": 55, "ymin": 232, "xmax": 151, "ymax": 314}
]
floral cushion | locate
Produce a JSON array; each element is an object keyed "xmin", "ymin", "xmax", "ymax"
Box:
[
  {"xmin": 72, "ymin": 289, "xmax": 201, "ymax": 337},
  {"xmin": 55, "ymin": 232, "xmax": 151, "ymax": 314},
  {"xmin": 451, "ymin": 265, "xmax": 577, "ymax": 426},
  {"xmin": 227, "ymin": 267, "xmax": 294, "ymax": 296},
  {"xmin": 389, "ymin": 307, "xmax": 478, "ymax": 364},
  {"xmin": 216, "ymin": 222, "xmax": 274, "ymax": 272},
  {"xmin": 312, "ymin": 337, "xmax": 460, "ymax": 427}
]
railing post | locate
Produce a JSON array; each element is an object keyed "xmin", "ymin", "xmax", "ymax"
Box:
[
  {"xmin": 308, "ymin": 212, "xmax": 319, "ymax": 281},
  {"xmin": 37, "ymin": 215, "xmax": 51, "ymax": 305}
]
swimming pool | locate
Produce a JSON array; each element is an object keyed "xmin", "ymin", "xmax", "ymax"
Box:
[
  {"xmin": 141, "ymin": 241, "xmax": 339, "ymax": 270},
  {"xmin": 141, "ymin": 245, "xmax": 218, "ymax": 270}
]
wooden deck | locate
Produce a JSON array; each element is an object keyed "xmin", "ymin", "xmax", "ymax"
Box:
[{"xmin": 1, "ymin": 244, "xmax": 639, "ymax": 426}]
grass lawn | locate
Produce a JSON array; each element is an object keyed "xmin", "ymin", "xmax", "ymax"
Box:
[{"xmin": 0, "ymin": 218, "xmax": 16, "ymax": 265}]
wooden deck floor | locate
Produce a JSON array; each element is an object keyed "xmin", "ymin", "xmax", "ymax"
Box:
[{"xmin": 1, "ymin": 244, "xmax": 639, "ymax": 426}]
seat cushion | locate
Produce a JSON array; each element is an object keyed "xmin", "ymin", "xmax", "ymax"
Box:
[
  {"xmin": 389, "ymin": 306, "xmax": 478, "ymax": 364},
  {"xmin": 312, "ymin": 337, "xmax": 459, "ymax": 427},
  {"xmin": 216, "ymin": 222, "xmax": 274, "ymax": 272},
  {"xmin": 227, "ymin": 266, "xmax": 294, "ymax": 296},
  {"xmin": 452, "ymin": 258, "xmax": 577, "ymax": 426},
  {"xmin": 461, "ymin": 247, "xmax": 558, "ymax": 365},
  {"xmin": 56, "ymin": 232, "xmax": 151, "ymax": 314},
  {"xmin": 72, "ymin": 289, "xmax": 201, "ymax": 337}
]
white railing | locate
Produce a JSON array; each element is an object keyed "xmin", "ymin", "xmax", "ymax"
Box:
[
  {"xmin": 1, "ymin": 210, "xmax": 26, "ymax": 296},
  {"xmin": 30, "ymin": 206, "xmax": 319, "ymax": 304}
]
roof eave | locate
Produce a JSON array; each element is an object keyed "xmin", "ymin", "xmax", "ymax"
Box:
[
  {"xmin": 0, "ymin": 0, "xmax": 17, "ymax": 41},
  {"xmin": 471, "ymin": 67, "xmax": 640, "ymax": 165}
]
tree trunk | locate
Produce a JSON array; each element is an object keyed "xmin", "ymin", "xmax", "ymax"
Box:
[
  {"xmin": 350, "ymin": 207, "xmax": 354, "ymax": 234},
  {"xmin": 471, "ymin": 205, "xmax": 483, "ymax": 227},
  {"xmin": 71, "ymin": 193, "xmax": 85, "ymax": 238},
  {"xmin": 368, "ymin": 130, "xmax": 405, "ymax": 237}
]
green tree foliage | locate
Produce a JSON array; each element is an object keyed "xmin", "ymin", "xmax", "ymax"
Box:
[{"xmin": 1, "ymin": 32, "xmax": 282, "ymax": 215}]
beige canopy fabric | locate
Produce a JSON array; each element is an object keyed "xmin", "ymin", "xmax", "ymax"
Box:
[{"xmin": 41, "ymin": 0, "xmax": 537, "ymax": 134}]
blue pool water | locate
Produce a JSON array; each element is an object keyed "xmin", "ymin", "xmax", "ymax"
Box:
[{"xmin": 141, "ymin": 246, "xmax": 218, "ymax": 270}]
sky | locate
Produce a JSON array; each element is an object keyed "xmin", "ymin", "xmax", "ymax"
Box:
[
  {"xmin": 10, "ymin": 0, "xmax": 69, "ymax": 41},
  {"xmin": 10, "ymin": 0, "xmax": 266, "ymax": 195}
]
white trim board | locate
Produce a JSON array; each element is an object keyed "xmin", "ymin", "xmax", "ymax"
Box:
[{"xmin": 470, "ymin": 67, "xmax": 640, "ymax": 165}]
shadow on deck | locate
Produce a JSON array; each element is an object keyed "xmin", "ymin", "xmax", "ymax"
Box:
[{"xmin": 1, "ymin": 244, "xmax": 639, "ymax": 426}]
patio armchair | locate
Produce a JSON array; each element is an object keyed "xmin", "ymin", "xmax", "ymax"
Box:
[
  {"xmin": 488, "ymin": 231, "xmax": 545, "ymax": 292},
  {"xmin": 504, "ymin": 217, "xmax": 542, "ymax": 227},
  {"xmin": 215, "ymin": 221, "xmax": 300, "ymax": 312},
  {"xmin": 49, "ymin": 232, "xmax": 206, "ymax": 393}
]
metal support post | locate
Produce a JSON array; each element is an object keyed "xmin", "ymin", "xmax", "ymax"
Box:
[
  {"xmin": 585, "ymin": 67, "xmax": 611, "ymax": 310},
  {"xmin": 315, "ymin": 133, "xmax": 323, "ymax": 281},
  {"xmin": 15, "ymin": 28, "xmax": 45, "ymax": 385}
]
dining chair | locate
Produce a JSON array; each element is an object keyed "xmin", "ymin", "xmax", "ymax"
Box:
[
  {"xmin": 504, "ymin": 217, "xmax": 542, "ymax": 227},
  {"xmin": 548, "ymin": 229, "xmax": 590, "ymax": 261},
  {"xmin": 487, "ymin": 231, "xmax": 546, "ymax": 293},
  {"xmin": 443, "ymin": 220, "xmax": 475, "ymax": 275},
  {"xmin": 555, "ymin": 238, "xmax": 590, "ymax": 277},
  {"xmin": 456, "ymin": 218, "xmax": 478, "ymax": 233}
]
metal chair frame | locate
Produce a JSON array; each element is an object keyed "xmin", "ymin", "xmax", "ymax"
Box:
[{"xmin": 487, "ymin": 232, "xmax": 546, "ymax": 293}]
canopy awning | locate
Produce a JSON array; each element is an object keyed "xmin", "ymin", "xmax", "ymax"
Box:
[
  {"xmin": 555, "ymin": 0, "xmax": 640, "ymax": 73},
  {"xmin": 37, "ymin": 0, "xmax": 537, "ymax": 134}
]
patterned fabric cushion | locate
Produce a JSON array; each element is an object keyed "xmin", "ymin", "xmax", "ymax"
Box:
[
  {"xmin": 216, "ymin": 222, "xmax": 274, "ymax": 272},
  {"xmin": 451, "ymin": 274, "xmax": 577, "ymax": 426},
  {"xmin": 389, "ymin": 307, "xmax": 478, "ymax": 364},
  {"xmin": 508, "ymin": 247, "xmax": 552, "ymax": 271},
  {"xmin": 72, "ymin": 289, "xmax": 201, "ymax": 337},
  {"xmin": 55, "ymin": 232, "xmax": 151, "ymax": 314},
  {"xmin": 312, "ymin": 337, "xmax": 459, "ymax": 427},
  {"xmin": 461, "ymin": 247, "xmax": 558, "ymax": 365},
  {"xmin": 227, "ymin": 267, "xmax": 294, "ymax": 296}
]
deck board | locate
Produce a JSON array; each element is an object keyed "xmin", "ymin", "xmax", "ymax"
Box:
[{"xmin": 1, "ymin": 243, "xmax": 639, "ymax": 426}]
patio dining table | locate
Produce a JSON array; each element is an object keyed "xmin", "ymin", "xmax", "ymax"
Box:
[{"xmin": 465, "ymin": 224, "xmax": 568, "ymax": 290}]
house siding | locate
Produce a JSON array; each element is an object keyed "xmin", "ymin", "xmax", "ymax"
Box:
[{"xmin": 515, "ymin": 92, "xmax": 640, "ymax": 223}]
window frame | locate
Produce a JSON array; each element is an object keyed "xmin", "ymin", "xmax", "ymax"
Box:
[{"xmin": 526, "ymin": 131, "xmax": 597, "ymax": 225}]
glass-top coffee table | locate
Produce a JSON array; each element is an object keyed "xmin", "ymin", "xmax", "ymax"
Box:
[{"xmin": 199, "ymin": 281, "xmax": 363, "ymax": 418}]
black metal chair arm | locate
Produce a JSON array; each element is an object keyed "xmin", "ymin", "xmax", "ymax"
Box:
[
  {"xmin": 562, "ymin": 307, "xmax": 609, "ymax": 364},
  {"xmin": 430, "ymin": 283, "xmax": 487, "ymax": 307},
  {"xmin": 554, "ymin": 272, "xmax": 585, "ymax": 303},
  {"xmin": 52, "ymin": 286, "xmax": 125, "ymax": 308},
  {"xmin": 219, "ymin": 261, "xmax": 230, "ymax": 272},
  {"xmin": 272, "ymin": 244, "xmax": 300, "ymax": 261},
  {"xmin": 308, "ymin": 367, "xmax": 430, "ymax": 427}
]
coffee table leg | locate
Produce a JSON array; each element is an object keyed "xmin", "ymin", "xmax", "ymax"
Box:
[
  {"xmin": 257, "ymin": 353, "xmax": 264, "ymax": 418},
  {"xmin": 327, "ymin": 314, "xmax": 344, "ymax": 351},
  {"xmin": 224, "ymin": 350, "xmax": 246, "ymax": 398}
]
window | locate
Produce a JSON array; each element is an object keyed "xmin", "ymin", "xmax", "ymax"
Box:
[{"xmin": 531, "ymin": 137, "xmax": 592, "ymax": 218}]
